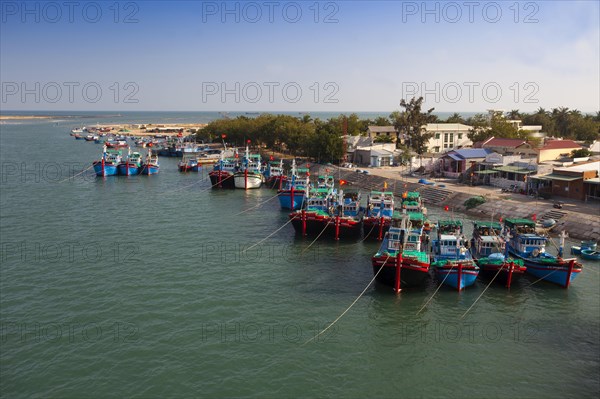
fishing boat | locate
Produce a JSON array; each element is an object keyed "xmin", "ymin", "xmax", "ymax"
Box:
[
  {"xmin": 277, "ymin": 160, "xmax": 310, "ymax": 210},
  {"xmin": 178, "ymin": 155, "xmax": 199, "ymax": 172},
  {"xmin": 571, "ymin": 240, "xmax": 597, "ymax": 255},
  {"xmin": 371, "ymin": 214, "xmax": 431, "ymax": 291},
  {"xmin": 209, "ymin": 156, "xmax": 238, "ymax": 188},
  {"xmin": 431, "ymin": 220, "xmax": 479, "ymax": 291},
  {"xmin": 329, "ymin": 189, "xmax": 364, "ymax": 239},
  {"xmin": 289, "ymin": 187, "xmax": 336, "ymax": 236},
  {"xmin": 234, "ymin": 147, "xmax": 263, "ymax": 189},
  {"xmin": 106, "ymin": 140, "xmax": 128, "ymax": 148},
  {"xmin": 92, "ymin": 145, "xmax": 121, "ymax": 177},
  {"xmin": 504, "ymin": 218, "xmax": 583, "ymax": 287},
  {"xmin": 264, "ymin": 159, "xmax": 287, "ymax": 189},
  {"xmin": 470, "ymin": 221, "xmax": 526, "ymax": 288},
  {"xmin": 580, "ymin": 249, "xmax": 600, "ymax": 261},
  {"xmin": 363, "ymin": 191, "xmax": 395, "ymax": 240},
  {"xmin": 140, "ymin": 149, "xmax": 160, "ymax": 175},
  {"xmin": 71, "ymin": 127, "xmax": 85, "ymax": 134},
  {"xmin": 74, "ymin": 134, "xmax": 85, "ymax": 140},
  {"xmin": 117, "ymin": 149, "xmax": 142, "ymax": 176}
]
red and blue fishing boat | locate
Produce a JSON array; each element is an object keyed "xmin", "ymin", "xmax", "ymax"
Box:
[
  {"xmin": 363, "ymin": 191, "xmax": 395, "ymax": 240},
  {"xmin": 470, "ymin": 221, "xmax": 526, "ymax": 288},
  {"xmin": 277, "ymin": 160, "xmax": 310, "ymax": 210},
  {"xmin": 504, "ymin": 219, "xmax": 582, "ymax": 287},
  {"xmin": 431, "ymin": 220, "xmax": 479, "ymax": 291},
  {"xmin": 92, "ymin": 145, "xmax": 121, "ymax": 177},
  {"xmin": 178, "ymin": 155, "xmax": 199, "ymax": 172},
  {"xmin": 264, "ymin": 159, "xmax": 287, "ymax": 189},
  {"xmin": 289, "ymin": 184, "xmax": 336, "ymax": 236},
  {"xmin": 117, "ymin": 148, "xmax": 142, "ymax": 176},
  {"xmin": 329, "ymin": 189, "xmax": 364, "ymax": 239},
  {"xmin": 209, "ymin": 156, "xmax": 238, "ymax": 188},
  {"xmin": 140, "ymin": 149, "xmax": 160, "ymax": 175},
  {"xmin": 371, "ymin": 214, "xmax": 431, "ymax": 292}
]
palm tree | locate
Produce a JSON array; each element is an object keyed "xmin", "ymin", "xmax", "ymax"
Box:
[{"xmin": 507, "ymin": 109, "xmax": 521, "ymax": 120}]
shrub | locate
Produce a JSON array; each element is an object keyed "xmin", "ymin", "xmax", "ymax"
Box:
[{"xmin": 464, "ymin": 196, "xmax": 486, "ymax": 209}]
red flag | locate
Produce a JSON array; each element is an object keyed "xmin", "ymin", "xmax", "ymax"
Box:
[
  {"xmin": 532, "ymin": 214, "xmax": 537, "ymax": 221},
  {"xmin": 499, "ymin": 216, "xmax": 503, "ymax": 222},
  {"xmin": 340, "ymin": 179, "xmax": 347, "ymax": 186},
  {"xmin": 235, "ymin": 152, "xmax": 239, "ymax": 158},
  {"xmin": 269, "ymin": 155, "xmax": 274, "ymax": 161},
  {"xmin": 221, "ymin": 134, "xmax": 227, "ymax": 139},
  {"xmin": 247, "ymin": 139, "xmax": 251, "ymax": 144},
  {"xmin": 444, "ymin": 205, "xmax": 449, "ymax": 212}
]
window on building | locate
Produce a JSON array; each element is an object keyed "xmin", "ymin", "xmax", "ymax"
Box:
[
  {"xmin": 444, "ymin": 144, "xmax": 448, "ymax": 148},
  {"xmin": 434, "ymin": 146, "xmax": 440, "ymax": 153},
  {"xmin": 444, "ymin": 133, "xmax": 448, "ymax": 142},
  {"xmin": 458, "ymin": 133, "xmax": 462, "ymax": 139},
  {"xmin": 435, "ymin": 133, "xmax": 440, "ymax": 139},
  {"xmin": 450, "ymin": 133, "xmax": 454, "ymax": 142}
]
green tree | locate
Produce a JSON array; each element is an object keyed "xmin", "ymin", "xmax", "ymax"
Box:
[
  {"xmin": 374, "ymin": 135, "xmax": 394, "ymax": 143},
  {"xmin": 571, "ymin": 148, "xmax": 592, "ymax": 158},
  {"xmin": 390, "ymin": 97, "xmax": 436, "ymax": 155},
  {"xmin": 445, "ymin": 112, "xmax": 464, "ymax": 123}
]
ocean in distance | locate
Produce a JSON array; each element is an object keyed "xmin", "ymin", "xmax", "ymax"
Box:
[{"xmin": 0, "ymin": 113, "xmax": 598, "ymax": 398}]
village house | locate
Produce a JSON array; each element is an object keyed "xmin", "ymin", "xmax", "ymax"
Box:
[
  {"xmin": 479, "ymin": 137, "xmax": 537, "ymax": 157},
  {"xmin": 536, "ymin": 139, "xmax": 582, "ymax": 162},
  {"xmin": 366, "ymin": 126, "xmax": 399, "ymax": 142},
  {"xmin": 530, "ymin": 161, "xmax": 600, "ymax": 201}
]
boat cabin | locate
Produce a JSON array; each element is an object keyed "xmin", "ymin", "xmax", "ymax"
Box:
[
  {"xmin": 473, "ymin": 235, "xmax": 504, "ymax": 258},
  {"xmin": 368, "ymin": 191, "xmax": 394, "ymax": 218},
  {"xmin": 510, "ymin": 233, "xmax": 547, "ymax": 256},
  {"xmin": 436, "ymin": 234, "xmax": 470, "ymax": 260}
]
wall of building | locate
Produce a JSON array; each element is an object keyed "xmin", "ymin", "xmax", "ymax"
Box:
[{"xmin": 538, "ymin": 148, "xmax": 578, "ymax": 162}]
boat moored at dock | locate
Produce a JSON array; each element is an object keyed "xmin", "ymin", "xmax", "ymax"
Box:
[{"xmin": 504, "ymin": 218, "xmax": 583, "ymax": 288}]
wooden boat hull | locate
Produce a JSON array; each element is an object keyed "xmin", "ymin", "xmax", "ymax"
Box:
[
  {"xmin": 117, "ymin": 163, "xmax": 140, "ymax": 176},
  {"xmin": 140, "ymin": 164, "xmax": 159, "ymax": 175},
  {"xmin": 92, "ymin": 161, "xmax": 118, "ymax": 176},
  {"xmin": 580, "ymin": 250, "xmax": 600, "ymax": 261},
  {"xmin": 476, "ymin": 261, "xmax": 527, "ymax": 285},
  {"xmin": 507, "ymin": 248, "xmax": 582, "ymax": 287},
  {"xmin": 209, "ymin": 171, "xmax": 235, "ymax": 188},
  {"xmin": 277, "ymin": 189, "xmax": 306, "ymax": 210},
  {"xmin": 371, "ymin": 255, "xmax": 431, "ymax": 288},
  {"xmin": 289, "ymin": 213, "xmax": 362, "ymax": 238},
  {"xmin": 234, "ymin": 172, "xmax": 262, "ymax": 189},
  {"xmin": 433, "ymin": 262, "xmax": 479, "ymax": 290}
]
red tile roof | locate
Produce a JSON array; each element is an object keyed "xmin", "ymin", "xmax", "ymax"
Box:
[
  {"xmin": 542, "ymin": 140, "xmax": 582, "ymax": 150},
  {"xmin": 482, "ymin": 137, "xmax": 527, "ymax": 148}
]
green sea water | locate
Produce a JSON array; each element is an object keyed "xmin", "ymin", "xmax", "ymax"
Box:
[{"xmin": 1, "ymin": 115, "xmax": 599, "ymax": 398}]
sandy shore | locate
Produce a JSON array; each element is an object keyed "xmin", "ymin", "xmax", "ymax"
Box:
[
  {"xmin": 90, "ymin": 123, "xmax": 208, "ymax": 137},
  {"xmin": 0, "ymin": 115, "xmax": 54, "ymax": 120}
]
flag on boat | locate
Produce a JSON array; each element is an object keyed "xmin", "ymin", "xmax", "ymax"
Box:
[
  {"xmin": 532, "ymin": 213, "xmax": 537, "ymax": 221},
  {"xmin": 340, "ymin": 179, "xmax": 347, "ymax": 186},
  {"xmin": 384, "ymin": 181, "xmax": 388, "ymax": 189}
]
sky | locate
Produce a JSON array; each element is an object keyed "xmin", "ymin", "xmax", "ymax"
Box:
[{"xmin": 1, "ymin": 0, "xmax": 599, "ymax": 113}]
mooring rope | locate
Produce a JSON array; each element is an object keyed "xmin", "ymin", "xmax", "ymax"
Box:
[
  {"xmin": 416, "ymin": 262, "xmax": 455, "ymax": 315},
  {"xmin": 58, "ymin": 164, "xmax": 95, "ymax": 183},
  {"xmin": 241, "ymin": 217, "xmax": 295, "ymax": 254},
  {"xmin": 460, "ymin": 264, "xmax": 505, "ymax": 319},
  {"xmin": 235, "ymin": 192, "xmax": 282, "ymax": 216},
  {"xmin": 358, "ymin": 222, "xmax": 378, "ymax": 243},
  {"xmin": 303, "ymin": 254, "xmax": 390, "ymax": 345},
  {"xmin": 301, "ymin": 218, "xmax": 333, "ymax": 255}
]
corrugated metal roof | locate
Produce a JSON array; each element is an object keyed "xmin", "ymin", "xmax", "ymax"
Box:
[
  {"xmin": 454, "ymin": 148, "xmax": 491, "ymax": 158},
  {"xmin": 531, "ymin": 173, "xmax": 581, "ymax": 181},
  {"xmin": 448, "ymin": 154, "xmax": 462, "ymax": 161},
  {"xmin": 493, "ymin": 165, "xmax": 535, "ymax": 174}
]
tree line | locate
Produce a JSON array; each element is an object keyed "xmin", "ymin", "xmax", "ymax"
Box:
[{"xmin": 196, "ymin": 99, "xmax": 599, "ymax": 163}]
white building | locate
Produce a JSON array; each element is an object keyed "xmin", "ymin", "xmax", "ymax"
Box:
[{"xmin": 423, "ymin": 123, "xmax": 473, "ymax": 153}]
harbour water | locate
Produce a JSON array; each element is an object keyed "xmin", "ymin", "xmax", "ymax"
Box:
[{"xmin": 1, "ymin": 114, "xmax": 599, "ymax": 398}]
